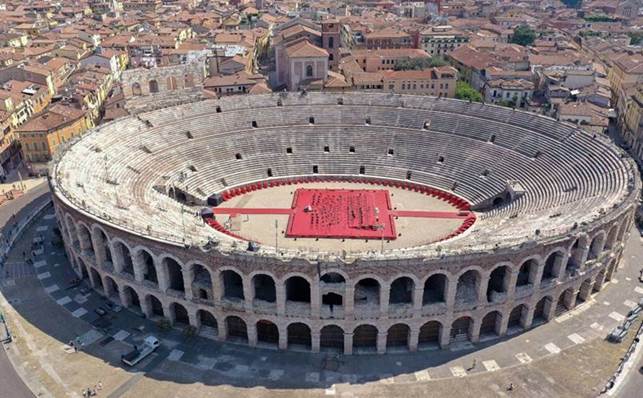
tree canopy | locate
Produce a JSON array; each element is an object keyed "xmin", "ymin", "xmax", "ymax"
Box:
[
  {"xmin": 455, "ymin": 81, "xmax": 483, "ymax": 102},
  {"xmin": 562, "ymin": 0, "xmax": 582, "ymax": 8},
  {"xmin": 394, "ymin": 56, "xmax": 447, "ymax": 71},
  {"xmin": 510, "ymin": 25, "xmax": 537, "ymax": 47}
]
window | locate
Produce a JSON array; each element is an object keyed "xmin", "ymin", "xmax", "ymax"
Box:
[
  {"xmin": 406, "ymin": 170, "xmax": 412, "ymax": 180},
  {"xmin": 387, "ymin": 148, "xmax": 394, "ymax": 156},
  {"xmin": 489, "ymin": 134, "xmax": 496, "ymax": 143},
  {"xmin": 188, "ymin": 165, "xmax": 197, "ymax": 172},
  {"xmin": 277, "ymin": 99, "xmax": 283, "ymax": 106},
  {"xmin": 349, "ymin": 146, "xmax": 355, "ymax": 153},
  {"xmin": 437, "ymin": 155, "xmax": 444, "ymax": 164},
  {"xmin": 306, "ymin": 64, "xmax": 313, "ymax": 77},
  {"xmin": 312, "ymin": 165, "xmax": 318, "ymax": 173},
  {"xmin": 359, "ymin": 166, "xmax": 365, "ymax": 174},
  {"xmin": 216, "ymin": 106, "xmax": 222, "ymax": 113},
  {"xmin": 252, "ymin": 120, "xmax": 258, "ymax": 128},
  {"xmin": 309, "ymin": 117, "xmax": 315, "ymax": 124},
  {"xmin": 328, "ymin": 36, "xmax": 334, "ymax": 48},
  {"xmin": 267, "ymin": 168, "xmax": 273, "ymax": 177},
  {"xmin": 324, "ymin": 146, "xmax": 330, "ymax": 153},
  {"xmin": 365, "ymin": 116, "xmax": 371, "ymax": 125},
  {"xmin": 286, "ymin": 147, "xmax": 293, "ymax": 154},
  {"xmin": 423, "ymin": 121, "xmax": 431, "ymax": 129},
  {"xmin": 329, "ymin": 53, "xmax": 334, "ymax": 61},
  {"xmin": 337, "ymin": 98, "xmax": 344, "ymax": 105},
  {"xmin": 235, "ymin": 153, "xmax": 242, "ymax": 160}
]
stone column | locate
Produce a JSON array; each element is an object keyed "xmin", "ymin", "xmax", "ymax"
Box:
[
  {"xmin": 409, "ymin": 327, "xmax": 419, "ymax": 352},
  {"xmin": 379, "ymin": 285, "xmax": 390, "ymax": 317},
  {"xmin": 445, "ymin": 279, "xmax": 458, "ymax": 309},
  {"xmin": 477, "ymin": 275, "xmax": 489, "ymax": 305},
  {"xmin": 470, "ymin": 317, "xmax": 481, "ymax": 343},
  {"xmin": 187, "ymin": 308, "xmax": 198, "ymax": 329},
  {"xmin": 412, "ymin": 287, "xmax": 423, "ymax": 316},
  {"xmin": 119, "ymin": 287, "xmax": 131, "ymax": 308},
  {"xmin": 564, "ymin": 289, "xmax": 577, "ymax": 310},
  {"xmin": 164, "ymin": 302, "xmax": 174, "ymax": 324},
  {"xmin": 212, "ymin": 271, "xmax": 223, "ymax": 304},
  {"xmin": 247, "ymin": 322, "xmax": 257, "ymax": 347},
  {"xmin": 133, "ymin": 252, "xmax": 145, "ymax": 283},
  {"xmin": 544, "ymin": 296, "xmax": 556, "ymax": 321},
  {"xmin": 506, "ymin": 270, "xmax": 519, "ymax": 300},
  {"xmin": 377, "ymin": 330, "xmax": 388, "ymax": 354},
  {"xmin": 157, "ymin": 263, "xmax": 169, "ymax": 292},
  {"xmin": 439, "ymin": 321, "xmax": 451, "ymax": 348},
  {"xmin": 278, "ymin": 326, "xmax": 288, "ymax": 350},
  {"xmin": 242, "ymin": 276, "xmax": 253, "ymax": 311},
  {"xmin": 345, "ymin": 285, "xmax": 355, "ymax": 319},
  {"xmin": 344, "ymin": 332, "xmax": 354, "ymax": 355},
  {"xmin": 182, "ymin": 267, "xmax": 194, "ymax": 300},
  {"xmin": 532, "ymin": 262, "xmax": 545, "ymax": 291},
  {"xmin": 311, "ymin": 282, "xmax": 321, "ymax": 319},
  {"xmin": 92, "ymin": 233, "xmax": 105, "ymax": 268},
  {"xmin": 498, "ymin": 312, "xmax": 509, "ymax": 336},
  {"xmin": 140, "ymin": 295, "xmax": 152, "ymax": 318},
  {"xmin": 311, "ymin": 331, "xmax": 321, "ymax": 353},
  {"xmin": 276, "ymin": 283, "xmax": 286, "ymax": 316},
  {"xmin": 112, "ymin": 244, "xmax": 123, "ymax": 274},
  {"xmin": 103, "ymin": 275, "xmax": 115, "ymax": 298}
]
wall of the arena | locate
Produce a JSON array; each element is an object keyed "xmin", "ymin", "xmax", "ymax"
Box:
[
  {"xmin": 121, "ymin": 59, "xmax": 206, "ymax": 98},
  {"xmin": 53, "ymin": 197, "xmax": 636, "ymax": 354}
]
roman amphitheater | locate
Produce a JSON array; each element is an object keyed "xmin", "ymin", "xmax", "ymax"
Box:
[{"xmin": 49, "ymin": 92, "xmax": 640, "ymax": 355}]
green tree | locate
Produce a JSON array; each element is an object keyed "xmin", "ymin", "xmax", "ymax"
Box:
[
  {"xmin": 562, "ymin": 0, "xmax": 582, "ymax": 8},
  {"xmin": 628, "ymin": 31, "xmax": 643, "ymax": 46},
  {"xmin": 510, "ymin": 25, "xmax": 537, "ymax": 46},
  {"xmin": 455, "ymin": 81, "xmax": 483, "ymax": 102},
  {"xmin": 394, "ymin": 56, "xmax": 447, "ymax": 70}
]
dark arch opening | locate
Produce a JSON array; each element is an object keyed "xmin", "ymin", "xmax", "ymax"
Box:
[
  {"xmin": 253, "ymin": 274, "xmax": 276, "ymax": 302},
  {"xmin": 221, "ymin": 270, "xmax": 244, "ymax": 300},
  {"xmin": 480, "ymin": 311, "xmax": 501, "ymax": 337},
  {"xmin": 423, "ymin": 274, "xmax": 447, "ymax": 304},
  {"xmin": 389, "ymin": 277, "xmax": 414, "ymax": 304},
  {"xmin": 287, "ymin": 323, "xmax": 311, "ymax": 349},
  {"xmin": 353, "ymin": 325, "xmax": 378, "ymax": 351},
  {"xmin": 164, "ymin": 258, "xmax": 184, "ymax": 292},
  {"xmin": 386, "ymin": 324, "xmax": 410, "ymax": 350},
  {"xmin": 285, "ymin": 276, "xmax": 311, "ymax": 303},
  {"xmin": 225, "ymin": 316, "xmax": 248, "ymax": 342},
  {"xmin": 256, "ymin": 320, "xmax": 279, "ymax": 345},
  {"xmin": 320, "ymin": 325, "xmax": 344, "ymax": 352}
]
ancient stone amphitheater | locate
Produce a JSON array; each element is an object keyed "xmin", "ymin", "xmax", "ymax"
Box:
[{"xmin": 50, "ymin": 92, "xmax": 640, "ymax": 354}]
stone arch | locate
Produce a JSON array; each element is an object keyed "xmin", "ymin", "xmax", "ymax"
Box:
[
  {"xmin": 146, "ymin": 294, "xmax": 164, "ymax": 318},
  {"xmin": 353, "ymin": 324, "xmax": 378, "ymax": 351},
  {"xmin": 320, "ymin": 271, "xmax": 347, "ymax": 284},
  {"xmin": 197, "ymin": 309, "xmax": 218, "ymax": 337},
  {"xmin": 131, "ymin": 82, "xmax": 142, "ymax": 96},
  {"xmin": 389, "ymin": 276, "xmax": 414, "ymax": 305},
  {"xmin": 285, "ymin": 276, "xmax": 311, "ymax": 303},
  {"xmin": 169, "ymin": 302, "xmax": 190, "ymax": 326},
  {"xmin": 77, "ymin": 223, "xmax": 94, "ymax": 255},
  {"xmin": 451, "ymin": 316, "xmax": 474, "ymax": 342},
  {"xmin": 92, "ymin": 225, "xmax": 112, "ymax": 267},
  {"xmin": 320, "ymin": 325, "xmax": 344, "ymax": 352},
  {"xmin": 577, "ymin": 277, "xmax": 593, "ymax": 303},
  {"xmin": 256, "ymin": 320, "xmax": 279, "ymax": 346},
  {"xmin": 103, "ymin": 275, "xmax": 118, "ymax": 299},
  {"xmin": 507, "ymin": 304, "xmax": 528, "ymax": 331},
  {"xmin": 533, "ymin": 295, "xmax": 552, "ymax": 324},
  {"xmin": 556, "ymin": 287, "xmax": 576, "ymax": 315},
  {"xmin": 189, "ymin": 262, "xmax": 213, "ymax": 301},
  {"xmin": 287, "ymin": 322, "xmax": 312, "ymax": 349},
  {"xmin": 605, "ymin": 224, "xmax": 619, "ymax": 250},
  {"xmin": 149, "ymin": 79, "xmax": 159, "ymax": 93},
  {"xmin": 422, "ymin": 272, "xmax": 448, "ymax": 304},
  {"xmin": 65, "ymin": 214, "xmax": 78, "ymax": 247},
  {"xmin": 386, "ymin": 323, "xmax": 410, "ymax": 350},
  {"xmin": 122, "ymin": 285, "xmax": 141, "ymax": 313},
  {"xmin": 565, "ymin": 235, "xmax": 589, "ymax": 275},
  {"xmin": 354, "ymin": 277, "xmax": 381, "ymax": 308},
  {"xmin": 542, "ymin": 249, "xmax": 565, "ymax": 283},
  {"xmin": 593, "ymin": 268, "xmax": 607, "ymax": 292},
  {"xmin": 455, "ymin": 268, "xmax": 481, "ymax": 306},
  {"xmin": 252, "ymin": 273, "xmax": 276, "ymax": 302},
  {"xmin": 161, "ymin": 256, "xmax": 185, "ymax": 293},
  {"xmin": 487, "ymin": 264, "xmax": 511, "ymax": 303},
  {"xmin": 418, "ymin": 320, "xmax": 442, "ymax": 348},
  {"xmin": 479, "ymin": 310, "xmax": 502, "ymax": 338},
  {"xmin": 136, "ymin": 248, "xmax": 158, "ymax": 286},
  {"xmin": 220, "ymin": 269, "xmax": 244, "ymax": 300},
  {"xmin": 225, "ymin": 316, "xmax": 248, "ymax": 342},
  {"xmin": 587, "ymin": 231, "xmax": 606, "ymax": 261},
  {"xmin": 516, "ymin": 258, "xmax": 538, "ymax": 289},
  {"xmin": 113, "ymin": 240, "xmax": 134, "ymax": 276},
  {"xmin": 90, "ymin": 267, "xmax": 104, "ymax": 294}
]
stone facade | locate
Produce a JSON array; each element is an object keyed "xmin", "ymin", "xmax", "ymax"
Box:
[{"xmin": 121, "ymin": 59, "xmax": 205, "ymax": 98}]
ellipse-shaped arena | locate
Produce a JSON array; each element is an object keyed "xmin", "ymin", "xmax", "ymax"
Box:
[{"xmin": 50, "ymin": 92, "xmax": 640, "ymax": 354}]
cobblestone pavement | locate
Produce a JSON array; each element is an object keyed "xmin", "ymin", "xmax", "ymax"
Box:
[{"xmin": 1, "ymin": 201, "xmax": 642, "ymax": 397}]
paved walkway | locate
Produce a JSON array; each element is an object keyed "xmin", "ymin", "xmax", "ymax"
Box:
[{"xmin": 0, "ymin": 201, "xmax": 642, "ymax": 397}]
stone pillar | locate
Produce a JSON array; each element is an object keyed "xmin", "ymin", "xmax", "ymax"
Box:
[
  {"xmin": 506, "ymin": 270, "xmax": 519, "ymax": 300},
  {"xmin": 439, "ymin": 321, "xmax": 451, "ymax": 348},
  {"xmin": 276, "ymin": 283, "xmax": 286, "ymax": 316},
  {"xmin": 92, "ymin": 233, "xmax": 105, "ymax": 268},
  {"xmin": 578, "ymin": 280, "xmax": 592, "ymax": 302},
  {"xmin": 133, "ymin": 252, "xmax": 145, "ymax": 283},
  {"xmin": 103, "ymin": 275, "xmax": 115, "ymax": 298},
  {"xmin": 498, "ymin": 312, "xmax": 509, "ymax": 336},
  {"xmin": 379, "ymin": 285, "xmax": 390, "ymax": 317},
  {"xmin": 157, "ymin": 263, "xmax": 169, "ymax": 292},
  {"xmin": 213, "ymin": 271, "xmax": 223, "ymax": 303},
  {"xmin": 182, "ymin": 267, "xmax": 194, "ymax": 300},
  {"xmin": 278, "ymin": 327, "xmax": 288, "ymax": 350},
  {"xmin": 532, "ymin": 263, "xmax": 545, "ymax": 290},
  {"xmin": 187, "ymin": 308, "xmax": 198, "ymax": 329},
  {"xmin": 119, "ymin": 287, "xmax": 130, "ymax": 308},
  {"xmin": 377, "ymin": 330, "xmax": 388, "ymax": 354},
  {"xmin": 311, "ymin": 331, "xmax": 321, "ymax": 353},
  {"xmin": 86, "ymin": 269, "xmax": 98, "ymax": 289},
  {"xmin": 242, "ymin": 276, "xmax": 253, "ymax": 311},
  {"xmin": 544, "ymin": 296, "xmax": 556, "ymax": 321},
  {"xmin": 522, "ymin": 305, "xmax": 535, "ymax": 330},
  {"xmin": 470, "ymin": 317, "xmax": 481, "ymax": 343},
  {"xmin": 594, "ymin": 272, "xmax": 606, "ymax": 291},
  {"xmin": 412, "ymin": 287, "xmax": 423, "ymax": 315},
  {"xmin": 311, "ymin": 282, "xmax": 321, "ymax": 319},
  {"xmin": 164, "ymin": 302, "xmax": 174, "ymax": 324},
  {"xmin": 247, "ymin": 322, "xmax": 257, "ymax": 347},
  {"xmin": 445, "ymin": 279, "xmax": 458, "ymax": 309},
  {"xmin": 345, "ymin": 285, "xmax": 355, "ymax": 319},
  {"xmin": 409, "ymin": 327, "xmax": 419, "ymax": 352},
  {"xmin": 112, "ymin": 244, "xmax": 123, "ymax": 274},
  {"xmin": 140, "ymin": 295, "xmax": 152, "ymax": 318},
  {"xmin": 477, "ymin": 275, "xmax": 489, "ymax": 305},
  {"xmin": 344, "ymin": 332, "xmax": 354, "ymax": 355},
  {"xmin": 564, "ymin": 289, "xmax": 577, "ymax": 310}
]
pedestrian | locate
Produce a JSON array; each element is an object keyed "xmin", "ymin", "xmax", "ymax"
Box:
[{"xmin": 507, "ymin": 383, "xmax": 514, "ymax": 391}]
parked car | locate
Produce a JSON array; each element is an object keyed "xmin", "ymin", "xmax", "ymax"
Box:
[
  {"xmin": 121, "ymin": 336, "xmax": 160, "ymax": 367},
  {"xmin": 607, "ymin": 326, "xmax": 628, "ymax": 343},
  {"xmin": 94, "ymin": 307, "xmax": 107, "ymax": 317}
]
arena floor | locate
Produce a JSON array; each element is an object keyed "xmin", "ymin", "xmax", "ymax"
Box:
[{"xmin": 212, "ymin": 181, "xmax": 472, "ymax": 252}]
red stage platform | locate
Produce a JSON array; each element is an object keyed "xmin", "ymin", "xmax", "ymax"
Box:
[{"xmin": 286, "ymin": 188, "xmax": 397, "ymax": 240}]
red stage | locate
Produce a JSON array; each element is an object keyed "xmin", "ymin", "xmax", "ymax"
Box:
[{"xmin": 285, "ymin": 188, "xmax": 397, "ymax": 240}]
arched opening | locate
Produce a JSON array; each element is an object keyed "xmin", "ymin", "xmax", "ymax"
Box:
[
  {"xmin": 93, "ymin": 228, "xmax": 111, "ymax": 267},
  {"xmin": 163, "ymin": 258, "xmax": 185, "ymax": 293},
  {"xmin": 423, "ymin": 273, "xmax": 447, "ymax": 304},
  {"xmin": 353, "ymin": 325, "xmax": 378, "ymax": 351},
  {"xmin": 78, "ymin": 224, "xmax": 94, "ymax": 255},
  {"xmin": 252, "ymin": 274, "xmax": 276, "ymax": 302},
  {"xmin": 287, "ymin": 323, "xmax": 311, "ymax": 349},
  {"xmin": 565, "ymin": 238, "xmax": 584, "ymax": 276},
  {"xmin": 320, "ymin": 325, "xmax": 344, "ymax": 352},
  {"xmin": 65, "ymin": 217, "xmax": 79, "ymax": 247},
  {"xmin": 90, "ymin": 268, "xmax": 104, "ymax": 294},
  {"xmin": 455, "ymin": 270, "xmax": 480, "ymax": 306},
  {"xmin": 191, "ymin": 263, "xmax": 212, "ymax": 301},
  {"xmin": 450, "ymin": 316, "xmax": 473, "ymax": 343},
  {"xmin": 386, "ymin": 324, "xmax": 410, "ymax": 350},
  {"xmin": 605, "ymin": 225, "xmax": 619, "ymax": 250},
  {"xmin": 149, "ymin": 79, "xmax": 159, "ymax": 93},
  {"xmin": 389, "ymin": 277, "xmax": 414, "ymax": 305},
  {"xmin": 131, "ymin": 82, "xmax": 142, "ymax": 96},
  {"xmin": 139, "ymin": 250, "xmax": 157, "ymax": 285},
  {"xmin": 225, "ymin": 316, "xmax": 248, "ymax": 342},
  {"xmin": 542, "ymin": 251, "xmax": 564, "ymax": 283},
  {"xmin": 170, "ymin": 303, "xmax": 189, "ymax": 326},
  {"xmin": 285, "ymin": 276, "xmax": 311, "ymax": 303},
  {"xmin": 115, "ymin": 241, "xmax": 134, "ymax": 275},
  {"xmin": 577, "ymin": 278, "xmax": 593, "ymax": 303},
  {"xmin": 593, "ymin": 269, "xmax": 607, "ymax": 292},
  {"xmin": 508, "ymin": 304, "xmax": 527, "ymax": 331},
  {"xmin": 587, "ymin": 234, "xmax": 605, "ymax": 261},
  {"xmin": 197, "ymin": 310, "xmax": 218, "ymax": 336},
  {"xmin": 104, "ymin": 275, "xmax": 118, "ymax": 299},
  {"xmin": 322, "ymin": 293, "xmax": 342, "ymax": 306},
  {"xmin": 487, "ymin": 265, "xmax": 510, "ymax": 302},
  {"xmin": 320, "ymin": 272, "xmax": 345, "ymax": 284},
  {"xmin": 221, "ymin": 270, "xmax": 244, "ymax": 300},
  {"xmin": 354, "ymin": 278, "xmax": 380, "ymax": 309},
  {"xmin": 122, "ymin": 286, "xmax": 141, "ymax": 313},
  {"xmin": 147, "ymin": 295, "xmax": 164, "ymax": 318},
  {"xmin": 418, "ymin": 321, "xmax": 442, "ymax": 349},
  {"xmin": 167, "ymin": 76, "xmax": 177, "ymax": 90},
  {"xmin": 479, "ymin": 311, "xmax": 502, "ymax": 338},
  {"xmin": 256, "ymin": 320, "xmax": 279, "ymax": 346},
  {"xmin": 516, "ymin": 259, "xmax": 537, "ymax": 289},
  {"xmin": 532, "ymin": 296, "xmax": 551, "ymax": 324},
  {"xmin": 305, "ymin": 64, "xmax": 313, "ymax": 78},
  {"xmin": 556, "ymin": 288, "xmax": 575, "ymax": 316}
]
